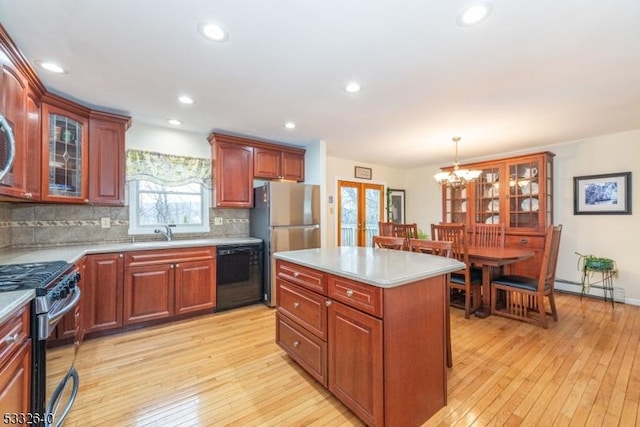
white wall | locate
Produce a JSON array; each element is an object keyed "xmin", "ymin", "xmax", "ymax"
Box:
[
  {"xmin": 325, "ymin": 157, "xmax": 405, "ymax": 248},
  {"xmin": 126, "ymin": 122, "xmax": 210, "ymax": 158},
  {"xmin": 551, "ymin": 130, "xmax": 640, "ymax": 303}
]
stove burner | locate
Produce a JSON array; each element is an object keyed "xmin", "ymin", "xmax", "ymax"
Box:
[{"xmin": 0, "ymin": 260, "xmax": 70, "ymax": 293}]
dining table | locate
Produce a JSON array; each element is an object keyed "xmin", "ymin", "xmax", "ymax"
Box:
[{"xmin": 466, "ymin": 246, "xmax": 535, "ymax": 318}]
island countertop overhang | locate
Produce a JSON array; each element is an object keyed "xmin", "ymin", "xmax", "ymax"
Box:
[{"xmin": 273, "ymin": 247, "xmax": 464, "ymax": 288}]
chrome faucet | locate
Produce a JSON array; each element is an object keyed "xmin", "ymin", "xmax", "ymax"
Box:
[{"xmin": 154, "ymin": 225, "xmax": 173, "ymax": 241}]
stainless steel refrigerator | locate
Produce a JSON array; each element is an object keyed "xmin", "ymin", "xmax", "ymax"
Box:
[{"xmin": 250, "ymin": 181, "xmax": 321, "ymax": 306}]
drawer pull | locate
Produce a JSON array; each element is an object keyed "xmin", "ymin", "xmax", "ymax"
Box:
[
  {"xmin": 4, "ymin": 333, "xmax": 19, "ymax": 344},
  {"xmin": 293, "ymin": 272, "xmax": 300, "ymax": 278},
  {"xmin": 293, "ymin": 302, "xmax": 300, "ymax": 308},
  {"xmin": 520, "ymin": 239, "xmax": 528, "ymax": 244},
  {"xmin": 293, "ymin": 340, "xmax": 300, "ymax": 347},
  {"xmin": 346, "ymin": 289, "xmax": 354, "ymax": 297}
]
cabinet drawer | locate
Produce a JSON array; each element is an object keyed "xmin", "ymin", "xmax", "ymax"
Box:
[
  {"xmin": 276, "ymin": 260, "xmax": 326, "ymax": 294},
  {"xmin": 277, "ymin": 279, "xmax": 327, "ymax": 340},
  {"xmin": 328, "ymin": 276, "xmax": 383, "ymax": 318},
  {"xmin": 125, "ymin": 247, "xmax": 215, "ymax": 267},
  {"xmin": 0, "ymin": 304, "xmax": 29, "ymax": 363},
  {"xmin": 505, "ymin": 235, "xmax": 545, "ymax": 249},
  {"xmin": 276, "ymin": 312, "xmax": 327, "ymax": 387}
]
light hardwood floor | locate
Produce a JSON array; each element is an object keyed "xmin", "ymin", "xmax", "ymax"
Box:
[{"xmin": 47, "ymin": 292, "xmax": 640, "ymax": 426}]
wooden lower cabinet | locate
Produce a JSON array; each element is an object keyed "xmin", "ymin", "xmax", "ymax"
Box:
[
  {"xmin": 174, "ymin": 259, "xmax": 216, "ymax": 315},
  {"xmin": 275, "ymin": 260, "xmax": 447, "ymax": 427},
  {"xmin": 123, "ymin": 247, "xmax": 216, "ymax": 326},
  {"xmin": 124, "ymin": 264, "xmax": 174, "ymax": 324},
  {"xmin": 328, "ymin": 301, "xmax": 383, "ymax": 426},
  {"xmin": 84, "ymin": 253, "xmax": 124, "ymax": 334},
  {"xmin": 0, "ymin": 304, "xmax": 31, "ymax": 415},
  {"xmin": 81, "ymin": 246, "xmax": 215, "ymax": 337}
]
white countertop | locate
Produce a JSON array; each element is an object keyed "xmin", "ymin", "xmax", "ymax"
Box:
[
  {"xmin": 0, "ymin": 237, "xmax": 262, "ymax": 265},
  {"xmin": 274, "ymin": 247, "xmax": 464, "ymax": 288},
  {"xmin": 0, "ymin": 289, "xmax": 34, "ymax": 323},
  {"xmin": 0, "ymin": 237, "xmax": 262, "ymax": 322}
]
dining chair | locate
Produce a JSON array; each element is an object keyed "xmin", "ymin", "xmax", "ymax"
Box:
[
  {"xmin": 372, "ymin": 235, "xmax": 407, "ymax": 250},
  {"xmin": 431, "ymin": 223, "xmax": 482, "ymax": 319},
  {"xmin": 407, "ymin": 239, "xmax": 452, "ymax": 258},
  {"xmin": 490, "ymin": 224, "xmax": 562, "ymax": 328},
  {"xmin": 471, "ymin": 223, "xmax": 505, "ymax": 248},
  {"xmin": 393, "ymin": 223, "xmax": 419, "ymax": 239},
  {"xmin": 378, "ymin": 221, "xmax": 396, "ymax": 237},
  {"xmin": 408, "ymin": 238, "xmax": 454, "ymax": 367},
  {"xmin": 471, "ymin": 222, "xmax": 506, "ymax": 280}
]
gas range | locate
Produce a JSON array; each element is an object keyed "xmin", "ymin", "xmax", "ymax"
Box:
[
  {"xmin": 0, "ymin": 260, "xmax": 70, "ymax": 295},
  {"xmin": 0, "ymin": 260, "xmax": 83, "ymax": 426}
]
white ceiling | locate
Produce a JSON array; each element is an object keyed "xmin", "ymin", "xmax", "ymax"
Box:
[{"xmin": 1, "ymin": 0, "xmax": 639, "ymax": 167}]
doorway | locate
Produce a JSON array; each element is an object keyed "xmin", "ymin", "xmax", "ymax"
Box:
[{"xmin": 337, "ymin": 180, "xmax": 384, "ymax": 247}]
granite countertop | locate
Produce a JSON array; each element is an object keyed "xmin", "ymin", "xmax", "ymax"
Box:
[
  {"xmin": 274, "ymin": 247, "xmax": 464, "ymax": 288},
  {"xmin": 0, "ymin": 237, "xmax": 262, "ymax": 322}
]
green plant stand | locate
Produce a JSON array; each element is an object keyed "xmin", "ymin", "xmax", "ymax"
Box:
[{"xmin": 578, "ymin": 255, "xmax": 617, "ymax": 307}]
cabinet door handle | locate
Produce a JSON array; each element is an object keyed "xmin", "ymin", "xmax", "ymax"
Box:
[
  {"xmin": 325, "ymin": 300, "xmax": 332, "ymax": 307},
  {"xmin": 175, "ymin": 263, "xmax": 180, "ymax": 267},
  {"xmin": 346, "ymin": 289, "xmax": 354, "ymax": 297},
  {"xmin": 119, "ymin": 254, "xmax": 123, "ymax": 258},
  {"xmin": 4, "ymin": 333, "xmax": 19, "ymax": 343},
  {"xmin": 293, "ymin": 302, "xmax": 299, "ymax": 308},
  {"xmin": 292, "ymin": 340, "xmax": 300, "ymax": 347}
]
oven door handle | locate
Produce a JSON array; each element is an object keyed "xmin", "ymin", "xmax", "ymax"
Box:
[{"xmin": 47, "ymin": 287, "xmax": 81, "ymax": 327}]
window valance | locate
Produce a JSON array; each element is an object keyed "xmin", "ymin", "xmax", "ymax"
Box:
[{"xmin": 126, "ymin": 149, "xmax": 211, "ymax": 189}]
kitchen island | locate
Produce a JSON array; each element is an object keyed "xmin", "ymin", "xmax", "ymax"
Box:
[{"xmin": 273, "ymin": 247, "xmax": 464, "ymax": 427}]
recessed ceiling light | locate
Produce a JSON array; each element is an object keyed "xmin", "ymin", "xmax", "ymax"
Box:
[
  {"xmin": 167, "ymin": 119, "xmax": 183, "ymax": 126},
  {"xmin": 345, "ymin": 82, "xmax": 361, "ymax": 93},
  {"xmin": 178, "ymin": 95, "xmax": 194, "ymax": 104},
  {"xmin": 284, "ymin": 122, "xmax": 296, "ymax": 129},
  {"xmin": 198, "ymin": 22, "xmax": 229, "ymax": 42},
  {"xmin": 457, "ymin": 2, "xmax": 493, "ymax": 26},
  {"xmin": 35, "ymin": 60, "xmax": 67, "ymax": 74}
]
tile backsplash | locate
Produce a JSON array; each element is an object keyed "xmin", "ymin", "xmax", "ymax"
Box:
[{"xmin": 2, "ymin": 202, "xmax": 249, "ymax": 249}]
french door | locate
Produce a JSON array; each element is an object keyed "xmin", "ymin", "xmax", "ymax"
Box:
[{"xmin": 337, "ymin": 180, "xmax": 384, "ymax": 247}]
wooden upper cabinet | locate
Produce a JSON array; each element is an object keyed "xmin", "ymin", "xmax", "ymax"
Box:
[
  {"xmin": 211, "ymin": 137, "xmax": 254, "ymax": 208},
  {"xmin": 0, "ymin": 62, "xmax": 27, "ymax": 198},
  {"xmin": 441, "ymin": 151, "xmax": 554, "ymax": 276},
  {"xmin": 24, "ymin": 89, "xmax": 41, "ymax": 200},
  {"xmin": 209, "ymin": 131, "xmax": 306, "ymax": 207},
  {"xmin": 254, "ymin": 147, "xmax": 305, "ymax": 181},
  {"xmin": 89, "ymin": 113, "xmax": 130, "ymax": 205},
  {"xmin": 254, "ymin": 147, "xmax": 281, "ymax": 179},
  {"xmin": 41, "ymin": 102, "xmax": 89, "ymax": 203}
]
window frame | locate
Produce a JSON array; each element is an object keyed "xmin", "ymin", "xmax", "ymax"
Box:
[{"xmin": 128, "ymin": 179, "xmax": 210, "ymax": 236}]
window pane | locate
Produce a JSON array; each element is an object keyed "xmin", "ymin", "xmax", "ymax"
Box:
[{"xmin": 136, "ymin": 180, "xmax": 204, "ymax": 227}]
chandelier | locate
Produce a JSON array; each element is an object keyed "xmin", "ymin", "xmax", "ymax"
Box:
[{"xmin": 433, "ymin": 136, "xmax": 482, "ymax": 188}]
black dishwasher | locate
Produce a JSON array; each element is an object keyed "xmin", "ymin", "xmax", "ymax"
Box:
[{"xmin": 215, "ymin": 243, "xmax": 263, "ymax": 311}]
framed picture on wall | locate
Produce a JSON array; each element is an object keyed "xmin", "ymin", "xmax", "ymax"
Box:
[
  {"xmin": 387, "ymin": 189, "xmax": 406, "ymax": 223},
  {"xmin": 573, "ymin": 172, "xmax": 632, "ymax": 215},
  {"xmin": 354, "ymin": 166, "xmax": 372, "ymax": 180}
]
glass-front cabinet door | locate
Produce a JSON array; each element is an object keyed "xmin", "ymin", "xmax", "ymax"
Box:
[
  {"xmin": 443, "ymin": 185, "xmax": 469, "ymax": 224},
  {"xmin": 474, "ymin": 164, "xmax": 501, "ymax": 225},
  {"xmin": 42, "ymin": 103, "xmax": 88, "ymax": 202},
  {"xmin": 506, "ymin": 157, "xmax": 546, "ymax": 231}
]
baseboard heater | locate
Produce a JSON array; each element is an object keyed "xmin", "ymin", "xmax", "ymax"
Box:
[{"xmin": 554, "ymin": 278, "xmax": 625, "ymax": 303}]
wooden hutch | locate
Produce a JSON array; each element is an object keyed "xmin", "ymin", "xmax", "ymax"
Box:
[{"xmin": 441, "ymin": 151, "xmax": 555, "ymax": 276}]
